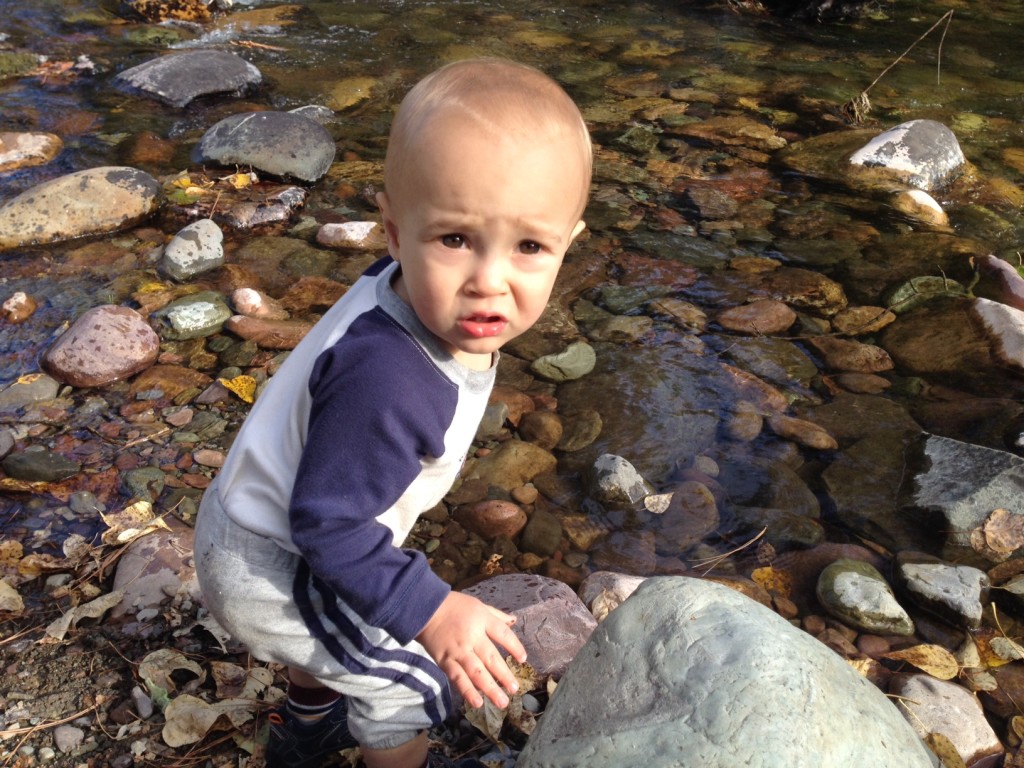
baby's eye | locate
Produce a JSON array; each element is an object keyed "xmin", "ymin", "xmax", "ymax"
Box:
[
  {"xmin": 518, "ymin": 240, "xmax": 542, "ymax": 255},
  {"xmin": 441, "ymin": 234, "xmax": 466, "ymax": 249}
]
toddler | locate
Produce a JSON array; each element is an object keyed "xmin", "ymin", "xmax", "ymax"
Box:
[{"xmin": 194, "ymin": 57, "xmax": 592, "ymax": 768}]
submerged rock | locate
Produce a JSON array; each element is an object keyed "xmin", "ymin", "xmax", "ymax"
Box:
[{"xmin": 0, "ymin": 131, "xmax": 62, "ymax": 173}]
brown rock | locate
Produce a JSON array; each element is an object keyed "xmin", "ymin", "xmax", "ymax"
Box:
[
  {"xmin": 720, "ymin": 363, "xmax": 788, "ymax": 413},
  {"xmin": 129, "ymin": 365, "xmax": 212, "ymax": 400},
  {"xmin": 518, "ymin": 411, "xmax": 563, "ymax": 450},
  {"xmin": 831, "ymin": 372, "xmax": 891, "ymax": 394},
  {"xmin": 41, "ymin": 305, "xmax": 160, "ymax": 388},
  {"xmin": 466, "ymin": 440, "xmax": 556, "ymax": 491},
  {"xmin": 756, "ymin": 266, "xmax": 847, "ymax": 316},
  {"xmin": 717, "ymin": 299, "xmax": 796, "ymax": 335},
  {"xmin": 766, "ymin": 413, "xmax": 839, "ymax": 450},
  {"xmin": 832, "ymin": 306, "xmax": 896, "ymax": 336},
  {"xmin": 0, "ymin": 131, "xmax": 62, "ymax": 172},
  {"xmin": 454, "ymin": 500, "xmax": 528, "ymax": 541},
  {"xmin": 657, "ymin": 480, "xmax": 720, "ymax": 554},
  {"xmin": 1, "ymin": 291, "xmax": 37, "ymax": 323},
  {"xmin": 230, "ymin": 287, "xmax": 289, "ymax": 320},
  {"xmin": 490, "ymin": 385, "xmax": 535, "ymax": 427},
  {"xmin": 807, "ymin": 335, "xmax": 894, "ymax": 373},
  {"xmin": 723, "ymin": 399, "xmax": 764, "ymax": 442},
  {"xmin": 224, "ymin": 315, "xmax": 313, "ymax": 349}
]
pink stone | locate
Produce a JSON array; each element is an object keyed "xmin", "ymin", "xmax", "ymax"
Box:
[{"xmin": 41, "ymin": 305, "xmax": 160, "ymax": 388}]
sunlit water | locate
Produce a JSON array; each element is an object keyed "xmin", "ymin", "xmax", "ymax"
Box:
[{"xmin": 2, "ymin": 0, "xmax": 1024, "ymax": 556}]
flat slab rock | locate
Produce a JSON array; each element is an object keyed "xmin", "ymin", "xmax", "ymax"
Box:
[
  {"xmin": 115, "ymin": 50, "xmax": 262, "ymax": 108},
  {"xmin": 517, "ymin": 576, "xmax": 938, "ymax": 768}
]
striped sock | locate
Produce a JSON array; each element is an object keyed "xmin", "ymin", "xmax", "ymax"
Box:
[{"xmin": 285, "ymin": 682, "xmax": 341, "ymax": 726}]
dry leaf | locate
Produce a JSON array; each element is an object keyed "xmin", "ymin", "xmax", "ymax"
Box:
[
  {"xmin": 219, "ymin": 375, "xmax": 257, "ymax": 404},
  {"xmin": 990, "ymin": 636, "xmax": 1024, "ymax": 663},
  {"xmin": 100, "ymin": 499, "xmax": 171, "ymax": 546},
  {"xmin": 140, "ymin": 648, "xmax": 207, "ymax": 707},
  {"xmin": 0, "ymin": 580, "xmax": 24, "ymax": 613},
  {"xmin": 984, "ymin": 509, "xmax": 1024, "ymax": 553},
  {"xmin": 751, "ymin": 566, "xmax": 792, "ymax": 598},
  {"xmin": 162, "ymin": 694, "xmax": 256, "ymax": 747},
  {"xmin": 43, "ymin": 590, "xmax": 124, "ymax": 641},
  {"xmin": 847, "ymin": 658, "xmax": 876, "ymax": 678},
  {"xmin": 974, "ymin": 627, "xmax": 1016, "ymax": 669},
  {"xmin": 925, "ymin": 732, "xmax": 967, "ymax": 768},
  {"xmin": 18, "ymin": 552, "xmax": 68, "ymax": 579},
  {"xmin": 0, "ymin": 539, "xmax": 23, "ymax": 569},
  {"xmin": 590, "ymin": 589, "xmax": 620, "ymax": 623},
  {"xmin": 465, "ymin": 697, "xmax": 506, "ymax": 744},
  {"xmin": 211, "ymin": 662, "xmax": 274, "ymax": 700},
  {"xmin": 883, "ymin": 644, "xmax": 959, "ymax": 680}
]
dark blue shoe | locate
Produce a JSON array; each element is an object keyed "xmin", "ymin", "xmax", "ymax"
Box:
[{"xmin": 265, "ymin": 698, "xmax": 357, "ymax": 768}]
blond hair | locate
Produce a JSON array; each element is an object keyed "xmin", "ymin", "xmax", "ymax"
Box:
[{"xmin": 383, "ymin": 58, "xmax": 592, "ymax": 213}]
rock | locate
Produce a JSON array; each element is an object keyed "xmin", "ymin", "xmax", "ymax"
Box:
[
  {"xmin": 316, "ymin": 221, "xmax": 388, "ymax": 250},
  {"xmin": 899, "ymin": 432, "xmax": 1024, "ymax": 563},
  {"xmin": 831, "ymin": 305, "xmax": 896, "ymax": 335},
  {"xmin": 972, "ymin": 254, "xmax": 1024, "ymax": 312},
  {"xmin": 765, "ymin": 412, "xmax": 838, "ymax": 450},
  {"xmin": 806, "ymin": 335, "xmax": 894, "ymax": 373},
  {"xmin": 893, "ymin": 551, "xmax": 988, "ymax": 629},
  {"xmin": 530, "ymin": 341, "xmax": 597, "ymax": 382},
  {"xmin": 849, "ymin": 119, "xmax": 965, "ymax": 192},
  {"xmin": 465, "ymin": 440, "xmax": 557, "ymax": 491},
  {"xmin": 193, "ymin": 111, "xmax": 337, "ymax": 183},
  {"xmin": 657, "ymin": 480, "xmax": 720, "ymax": 554},
  {"xmin": 161, "ymin": 218, "xmax": 224, "ymax": 281},
  {"xmin": 115, "ymin": 50, "xmax": 262, "ymax": 108},
  {"xmin": 463, "ymin": 574, "xmax": 597, "ymax": 679},
  {"xmin": 589, "ymin": 530, "xmax": 657, "ymax": 575},
  {"xmin": 890, "ymin": 675, "xmax": 1003, "ymax": 768},
  {"xmin": 971, "ymin": 297, "xmax": 1024, "ymax": 374},
  {"xmin": 588, "ymin": 453, "xmax": 654, "ymax": 508},
  {"xmin": 41, "ymin": 305, "xmax": 160, "ymax": 388},
  {"xmin": 489, "ymin": 386, "xmax": 535, "ymax": 427},
  {"xmin": 722, "ymin": 399, "xmax": 763, "ymax": 442},
  {"xmin": 518, "ymin": 411, "xmax": 563, "ymax": 450},
  {"xmin": 454, "ymin": 500, "xmax": 528, "ymax": 541},
  {"xmin": 112, "ymin": 525, "xmax": 198, "ymax": 619},
  {"xmin": 756, "ymin": 265, "xmax": 847, "ymax": 316},
  {"xmin": 577, "ymin": 571, "xmax": 647, "ymax": 619},
  {"xmin": 230, "ymin": 287, "xmax": 290, "ymax": 320},
  {"xmin": 556, "ymin": 409, "xmax": 603, "ymax": 452},
  {"xmin": 891, "ymin": 188, "xmax": 949, "ymax": 226},
  {"xmin": 53, "ymin": 725, "xmax": 85, "ymax": 754},
  {"xmin": 0, "ymin": 167, "xmax": 160, "ymax": 250},
  {"xmin": 0, "ymin": 373, "xmax": 60, "ymax": 409},
  {"xmin": 716, "ymin": 299, "xmax": 796, "ymax": 334},
  {"xmin": 831, "ymin": 372, "xmax": 891, "ymax": 394},
  {"xmin": 152, "ymin": 291, "xmax": 233, "ymax": 341},
  {"xmin": 220, "ymin": 186, "xmax": 309, "ymax": 230},
  {"xmin": 1, "ymin": 291, "xmax": 38, "ymax": 323},
  {"xmin": 0, "ymin": 131, "xmax": 62, "ymax": 172},
  {"xmin": 519, "ymin": 507, "xmax": 563, "ymax": 558},
  {"xmin": 2, "ymin": 446, "xmax": 80, "ymax": 482},
  {"xmin": 816, "ymin": 557, "xmax": 915, "ymax": 636},
  {"xmin": 517, "ymin": 577, "xmax": 939, "ymax": 768}
]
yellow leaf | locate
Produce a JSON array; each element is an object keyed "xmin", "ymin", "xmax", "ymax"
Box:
[
  {"xmin": 222, "ymin": 171, "xmax": 256, "ymax": 189},
  {"xmin": 925, "ymin": 732, "xmax": 967, "ymax": 768},
  {"xmin": 751, "ymin": 565, "xmax": 792, "ymax": 598},
  {"xmin": 219, "ymin": 375, "xmax": 257, "ymax": 404},
  {"xmin": 883, "ymin": 644, "xmax": 959, "ymax": 680},
  {"xmin": 0, "ymin": 539, "xmax": 24, "ymax": 569},
  {"xmin": 170, "ymin": 173, "xmax": 194, "ymax": 189},
  {"xmin": 975, "ymin": 628, "xmax": 1015, "ymax": 669}
]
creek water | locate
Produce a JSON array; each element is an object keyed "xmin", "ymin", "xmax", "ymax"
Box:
[{"xmin": 2, "ymin": 0, "xmax": 1024, "ymax": 564}]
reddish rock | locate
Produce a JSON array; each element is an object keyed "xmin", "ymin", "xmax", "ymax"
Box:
[
  {"xmin": 454, "ymin": 500, "xmax": 528, "ymax": 541},
  {"xmin": 41, "ymin": 305, "xmax": 160, "ymax": 388},
  {"xmin": 224, "ymin": 315, "xmax": 314, "ymax": 349},
  {"xmin": 717, "ymin": 299, "xmax": 796, "ymax": 335}
]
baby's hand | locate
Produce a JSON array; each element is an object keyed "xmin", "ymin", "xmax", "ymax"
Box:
[{"xmin": 416, "ymin": 591, "xmax": 527, "ymax": 709}]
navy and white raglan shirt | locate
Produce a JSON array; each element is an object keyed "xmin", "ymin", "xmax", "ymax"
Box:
[{"xmin": 215, "ymin": 256, "xmax": 496, "ymax": 646}]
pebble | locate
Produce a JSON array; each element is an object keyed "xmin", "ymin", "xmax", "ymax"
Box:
[
  {"xmin": 588, "ymin": 453, "xmax": 654, "ymax": 508},
  {"xmin": 816, "ymin": 558, "xmax": 915, "ymax": 636},
  {"xmin": 531, "ymin": 341, "xmax": 597, "ymax": 382},
  {"xmin": 0, "ymin": 131, "xmax": 62, "ymax": 172},
  {"xmin": 1, "ymin": 291, "xmax": 38, "ymax": 323},
  {"xmin": 316, "ymin": 221, "xmax": 388, "ymax": 250},
  {"xmin": 161, "ymin": 218, "xmax": 225, "ymax": 281},
  {"xmin": 454, "ymin": 500, "xmax": 528, "ymax": 541},
  {"xmin": 717, "ymin": 299, "xmax": 796, "ymax": 335}
]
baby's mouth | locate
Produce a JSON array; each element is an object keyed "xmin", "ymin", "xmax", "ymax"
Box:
[{"xmin": 459, "ymin": 313, "xmax": 508, "ymax": 338}]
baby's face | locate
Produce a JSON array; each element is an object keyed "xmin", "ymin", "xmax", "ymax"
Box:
[{"xmin": 379, "ymin": 117, "xmax": 587, "ymax": 370}]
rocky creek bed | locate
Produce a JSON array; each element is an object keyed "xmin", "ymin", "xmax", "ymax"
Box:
[{"xmin": 5, "ymin": 0, "xmax": 1024, "ymax": 766}]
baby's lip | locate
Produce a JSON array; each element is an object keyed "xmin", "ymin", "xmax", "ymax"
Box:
[{"xmin": 459, "ymin": 312, "xmax": 508, "ymax": 338}]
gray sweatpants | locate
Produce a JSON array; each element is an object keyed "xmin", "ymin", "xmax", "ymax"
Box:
[{"xmin": 193, "ymin": 479, "xmax": 451, "ymax": 750}]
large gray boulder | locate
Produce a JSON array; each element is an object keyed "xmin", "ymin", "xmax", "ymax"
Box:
[
  {"xmin": 193, "ymin": 111, "xmax": 337, "ymax": 183},
  {"xmin": 115, "ymin": 50, "xmax": 262, "ymax": 108},
  {"xmin": 518, "ymin": 577, "xmax": 938, "ymax": 768}
]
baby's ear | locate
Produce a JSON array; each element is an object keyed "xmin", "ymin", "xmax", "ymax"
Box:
[
  {"xmin": 376, "ymin": 191, "xmax": 401, "ymax": 252},
  {"xmin": 570, "ymin": 219, "xmax": 587, "ymax": 241}
]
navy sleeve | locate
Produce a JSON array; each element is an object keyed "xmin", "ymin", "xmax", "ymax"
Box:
[{"xmin": 289, "ymin": 309, "xmax": 455, "ymax": 644}]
